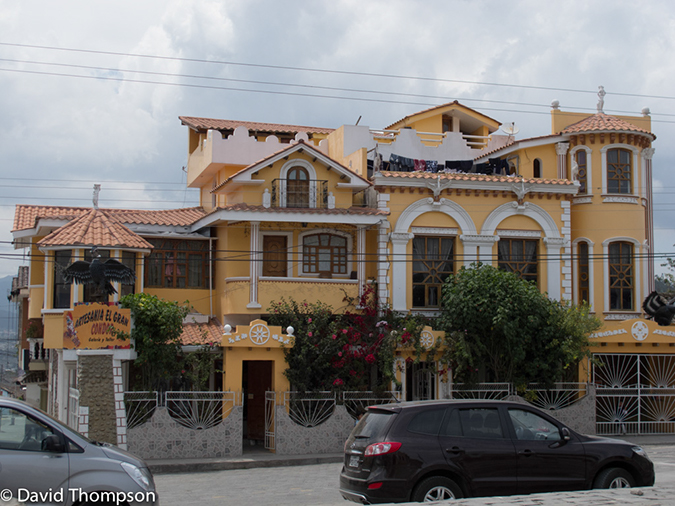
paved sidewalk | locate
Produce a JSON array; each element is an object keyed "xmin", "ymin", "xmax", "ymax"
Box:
[{"xmin": 147, "ymin": 435, "xmax": 674, "ymax": 474}]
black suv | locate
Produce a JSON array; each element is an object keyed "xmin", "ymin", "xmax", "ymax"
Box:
[{"xmin": 339, "ymin": 400, "xmax": 654, "ymax": 503}]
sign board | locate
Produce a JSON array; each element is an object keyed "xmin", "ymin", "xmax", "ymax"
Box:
[{"xmin": 63, "ymin": 302, "xmax": 131, "ymax": 350}]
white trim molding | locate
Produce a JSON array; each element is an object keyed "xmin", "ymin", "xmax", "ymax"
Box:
[{"xmin": 569, "ymin": 145, "xmax": 592, "ymax": 195}]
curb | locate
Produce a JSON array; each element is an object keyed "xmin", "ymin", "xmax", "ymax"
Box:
[{"xmin": 149, "ymin": 454, "xmax": 344, "ymax": 474}]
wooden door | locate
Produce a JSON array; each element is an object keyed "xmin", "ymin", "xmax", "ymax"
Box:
[
  {"xmin": 245, "ymin": 361, "xmax": 273, "ymax": 441},
  {"xmin": 262, "ymin": 236, "xmax": 287, "ymax": 277}
]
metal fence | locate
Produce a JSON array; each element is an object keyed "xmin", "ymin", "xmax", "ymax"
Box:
[{"xmin": 124, "ymin": 391, "xmax": 237, "ymax": 430}]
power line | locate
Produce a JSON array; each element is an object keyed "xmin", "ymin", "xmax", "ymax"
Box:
[{"xmin": 3, "ymin": 41, "xmax": 674, "ymax": 101}]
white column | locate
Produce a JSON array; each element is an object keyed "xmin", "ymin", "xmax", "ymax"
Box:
[
  {"xmin": 391, "ymin": 232, "xmax": 413, "ymax": 312},
  {"xmin": 357, "ymin": 226, "xmax": 366, "ymax": 300},
  {"xmin": 377, "ymin": 220, "xmax": 390, "ymax": 306},
  {"xmin": 459, "ymin": 235, "xmax": 499, "ymax": 266},
  {"xmin": 642, "ymin": 147, "xmax": 655, "ymax": 293},
  {"xmin": 544, "ymin": 237, "xmax": 566, "ymax": 301},
  {"xmin": 556, "ymin": 142, "xmax": 569, "ymax": 180},
  {"xmin": 247, "ymin": 222, "xmax": 262, "ymax": 309}
]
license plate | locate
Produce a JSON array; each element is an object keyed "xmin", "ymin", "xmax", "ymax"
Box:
[{"xmin": 349, "ymin": 455, "xmax": 360, "ymax": 468}]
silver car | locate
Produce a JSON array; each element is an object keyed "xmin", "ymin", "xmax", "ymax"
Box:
[{"xmin": 0, "ymin": 397, "xmax": 157, "ymax": 505}]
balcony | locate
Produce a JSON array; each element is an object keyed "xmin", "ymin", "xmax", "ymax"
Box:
[{"xmin": 271, "ymin": 179, "xmax": 328, "ymax": 208}]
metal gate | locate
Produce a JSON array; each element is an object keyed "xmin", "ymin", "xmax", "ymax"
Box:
[
  {"xmin": 593, "ymin": 353, "xmax": 675, "ymax": 435},
  {"xmin": 264, "ymin": 391, "xmax": 275, "ymax": 450}
]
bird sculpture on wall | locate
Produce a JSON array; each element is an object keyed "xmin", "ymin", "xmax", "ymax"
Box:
[
  {"xmin": 642, "ymin": 291, "xmax": 675, "ymax": 326},
  {"xmin": 61, "ymin": 247, "xmax": 136, "ymax": 297}
]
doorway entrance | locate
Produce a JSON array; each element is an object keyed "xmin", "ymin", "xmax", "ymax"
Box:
[
  {"xmin": 406, "ymin": 361, "xmax": 436, "ymax": 401},
  {"xmin": 242, "ymin": 361, "xmax": 273, "ymax": 444}
]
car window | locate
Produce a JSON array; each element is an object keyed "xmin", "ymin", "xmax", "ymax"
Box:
[
  {"xmin": 0, "ymin": 407, "xmax": 56, "ymax": 452},
  {"xmin": 457, "ymin": 408, "xmax": 504, "ymax": 439},
  {"xmin": 352, "ymin": 411, "xmax": 393, "ymax": 440},
  {"xmin": 508, "ymin": 408, "xmax": 561, "ymax": 441},
  {"xmin": 407, "ymin": 408, "xmax": 445, "ymax": 435},
  {"xmin": 440, "ymin": 408, "xmax": 462, "ymax": 436}
]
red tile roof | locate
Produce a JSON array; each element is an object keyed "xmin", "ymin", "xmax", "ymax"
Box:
[
  {"xmin": 37, "ymin": 209, "xmax": 153, "ymax": 249},
  {"xmin": 180, "ymin": 318, "xmax": 222, "ymax": 346},
  {"xmin": 13, "ymin": 205, "xmax": 206, "ymax": 232},
  {"xmin": 561, "ymin": 113, "xmax": 655, "ymax": 138},
  {"xmin": 385, "ymin": 101, "xmax": 501, "ymax": 130},
  {"xmin": 377, "ymin": 171, "xmax": 575, "ymax": 186},
  {"xmin": 179, "ymin": 116, "xmax": 334, "ymax": 135}
]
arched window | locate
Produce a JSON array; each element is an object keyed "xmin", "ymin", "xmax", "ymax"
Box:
[
  {"xmin": 577, "ymin": 242, "xmax": 590, "ymax": 303},
  {"xmin": 575, "ymin": 150, "xmax": 588, "ymax": 193},
  {"xmin": 412, "ymin": 236, "xmax": 455, "ymax": 308},
  {"xmin": 533, "ymin": 159, "xmax": 542, "ymax": 178},
  {"xmin": 609, "ymin": 241, "xmax": 633, "ymax": 310},
  {"xmin": 287, "ymin": 166, "xmax": 309, "ymax": 208},
  {"xmin": 607, "ymin": 148, "xmax": 632, "ymax": 194}
]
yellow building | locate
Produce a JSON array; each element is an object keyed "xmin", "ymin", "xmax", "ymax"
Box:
[{"xmin": 12, "ymin": 97, "xmax": 664, "ymax": 439}]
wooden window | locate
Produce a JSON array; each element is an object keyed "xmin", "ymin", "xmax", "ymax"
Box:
[
  {"xmin": 53, "ymin": 250, "xmax": 72, "ymax": 309},
  {"xmin": 575, "ymin": 150, "xmax": 588, "ymax": 193},
  {"xmin": 607, "ymin": 148, "xmax": 632, "ymax": 194},
  {"xmin": 302, "ymin": 233, "xmax": 348, "ymax": 277},
  {"xmin": 412, "ymin": 236, "xmax": 454, "ymax": 308},
  {"xmin": 120, "ymin": 251, "xmax": 137, "ymax": 297},
  {"xmin": 145, "ymin": 239, "xmax": 211, "ymax": 289},
  {"xmin": 577, "ymin": 242, "xmax": 590, "ymax": 303},
  {"xmin": 287, "ymin": 166, "xmax": 309, "ymax": 208},
  {"xmin": 609, "ymin": 241, "xmax": 633, "ymax": 310},
  {"xmin": 498, "ymin": 238, "xmax": 538, "ymax": 284},
  {"xmin": 262, "ymin": 236, "xmax": 287, "ymax": 277}
]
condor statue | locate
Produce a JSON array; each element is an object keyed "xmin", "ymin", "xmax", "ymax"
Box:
[{"xmin": 61, "ymin": 247, "xmax": 136, "ymax": 298}]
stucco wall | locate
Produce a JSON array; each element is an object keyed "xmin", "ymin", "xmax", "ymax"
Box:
[{"xmin": 127, "ymin": 406, "xmax": 243, "ymax": 459}]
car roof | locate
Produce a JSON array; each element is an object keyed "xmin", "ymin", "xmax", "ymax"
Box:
[{"xmin": 367, "ymin": 399, "xmax": 522, "ymax": 412}]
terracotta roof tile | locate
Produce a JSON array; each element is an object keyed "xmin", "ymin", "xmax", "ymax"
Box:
[
  {"xmin": 13, "ymin": 205, "xmax": 206, "ymax": 232},
  {"xmin": 561, "ymin": 113, "xmax": 655, "ymax": 138},
  {"xmin": 385, "ymin": 101, "xmax": 501, "ymax": 130},
  {"xmin": 180, "ymin": 318, "xmax": 222, "ymax": 346},
  {"xmin": 377, "ymin": 170, "xmax": 575, "ymax": 186},
  {"xmin": 179, "ymin": 116, "xmax": 334, "ymax": 135},
  {"xmin": 37, "ymin": 209, "xmax": 153, "ymax": 249}
]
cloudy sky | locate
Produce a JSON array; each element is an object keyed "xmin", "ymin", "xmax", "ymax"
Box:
[{"xmin": 1, "ymin": 0, "xmax": 675, "ymax": 280}]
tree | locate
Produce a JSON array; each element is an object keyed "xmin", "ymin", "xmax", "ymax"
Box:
[
  {"xmin": 438, "ymin": 263, "xmax": 600, "ymax": 388},
  {"xmin": 118, "ymin": 293, "xmax": 190, "ymax": 391}
]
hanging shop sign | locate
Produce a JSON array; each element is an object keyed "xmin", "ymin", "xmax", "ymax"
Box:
[{"xmin": 63, "ymin": 302, "xmax": 131, "ymax": 349}]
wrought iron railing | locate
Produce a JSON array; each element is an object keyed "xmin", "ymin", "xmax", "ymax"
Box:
[
  {"xmin": 124, "ymin": 391, "xmax": 237, "ymax": 430},
  {"xmin": 124, "ymin": 391, "xmax": 159, "ymax": 429},
  {"xmin": 165, "ymin": 391, "xmax": 237, "ymax": 430},
  {"xmin": 283, "ymin": 391, "xmax": 336, "ymax": 427},
  {"xmin": 521, "ymin": 383, "xmax": 588, "ymax": 410},
  {"xmin": 450, "ymin": 382, "xmax": 511, "ymax": 400},
  {"xmin": 271, "ymin": 179, "xmax": 328, "ymax": 208}
]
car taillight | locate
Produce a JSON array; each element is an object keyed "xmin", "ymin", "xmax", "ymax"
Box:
[{"xmin": 364, "ymin": 441, "xmax": 401, "ymax": 456}]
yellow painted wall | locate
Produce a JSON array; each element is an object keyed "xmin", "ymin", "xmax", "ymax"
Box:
[
  {"xmin": 143, "ymin": 288, "xmax": 211, "ymax": 315},
  {"xmin": 222, "ymin": 347, "xmax": 290, "ymax": 393},
  {"xmin": 551, "ymin": 109, "xmax": 652, "ymax": 135},
  {"xmin": 43, "ymin": 313, "xmax": 64, "ymax": 349}
]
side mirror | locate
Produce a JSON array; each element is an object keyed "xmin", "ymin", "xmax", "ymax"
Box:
[
  {"xmin": 561, "ymin": 427, "xmax": 571, "ymax": 441},
  {"xmin": 42, "ymin": 434, "xmax": 65, "ymax": 453}
]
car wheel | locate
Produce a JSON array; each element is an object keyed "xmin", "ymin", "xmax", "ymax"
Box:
[
  {"xmin": 412, "ymin": 476, "xmax": 463, "ymax": 502},
  {"xmin": 593, "ymin": 468, "xmax": 635, "ymax": 489}
]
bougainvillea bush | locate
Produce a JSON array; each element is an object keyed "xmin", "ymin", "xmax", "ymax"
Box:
[{"xmin": 268, "ymin": 284, "xmax": 436, "ymax": 393}]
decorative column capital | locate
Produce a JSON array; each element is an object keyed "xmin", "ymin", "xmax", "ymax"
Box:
[
  {"xmin": 641, "ymin": 147, "xmax": 655, "ymax": 160},
  {"xmin": 556, "ymin": 142, "xmax": 570, "ymax": 156}
]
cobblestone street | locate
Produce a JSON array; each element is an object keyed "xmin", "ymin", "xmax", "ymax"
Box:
[{"xmin": 154, "ymin": 443, "xmax": 675, "ymax": 506}]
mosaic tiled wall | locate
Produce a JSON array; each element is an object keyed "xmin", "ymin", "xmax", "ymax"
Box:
[
  {"xmin": 127, "ymin": 406, "xmax": 243, "ymax": 459},
  {"xmin": 274, "ymin": 404, "xmax": 354, "ymax": 455}
]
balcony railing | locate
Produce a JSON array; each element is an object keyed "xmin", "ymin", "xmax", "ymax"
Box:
[{"xmin": 271, "ymin": 179, "xmax": 328, "ymax": 208}]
